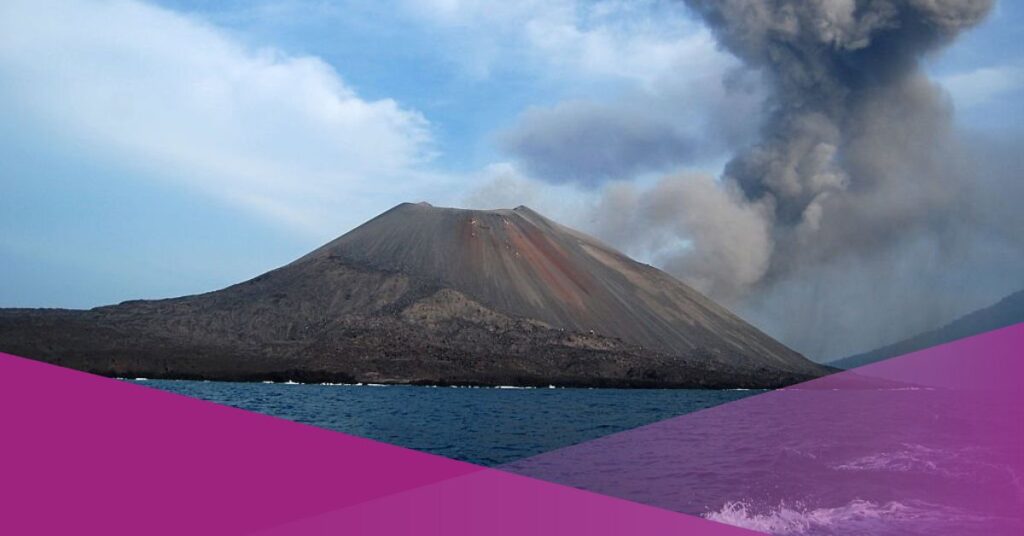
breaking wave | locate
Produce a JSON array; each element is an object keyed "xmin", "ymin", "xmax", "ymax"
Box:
[
  {"xmin": 702, "ymin": 499, "xmax": 981, "ymax": 535},
  {"xmin": 832, "ymin": 444, "xmax": 948, "ymax": 475},
  {"xmin": 832, "ymin": 444, "xmax": 1022, "ymax": 496}
]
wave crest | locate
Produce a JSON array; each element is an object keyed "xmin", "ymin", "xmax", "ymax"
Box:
[{"xmin": 703, "ymin": 500, "xmax": 924, "ymax": 535}]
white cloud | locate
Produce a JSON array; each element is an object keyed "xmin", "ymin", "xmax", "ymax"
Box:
[
  {"xmin": 459, "ymin": 162, "xmax": 602, "ymax": 230},
  {"xmin": 940, "ymin": 64, "xmax": 1024, "ymax": 110},
  {"xmin": 401, "ymin": 0, "xmax": 760, "ymax": 187},
  {"xmin": 521, "ymin": 8, "xmax": 725, "ymax": 89},
  {"xmin": 0, "ymin": 0, "xmax": 440, "ymax": 234},
  {"xmin": 400, "ymin": 0, "xmax": 733, "ymax": 88}
]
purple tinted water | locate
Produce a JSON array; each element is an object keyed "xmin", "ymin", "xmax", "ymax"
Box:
[
  {"xmin": 507, "ymin": 388, "xmax": 1022, "ymax": 535},
  {"xmin": 504, "ymin": 325, "xmax": 1024, "ymax": 535},
  {"xmin": 133, "ymin": 325, "xmax": 1024, "ymax": 535}
]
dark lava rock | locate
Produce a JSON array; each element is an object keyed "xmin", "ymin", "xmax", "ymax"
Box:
[{"xmin": 0, "ymin": 203, "xmax": 830, "ymax": 388}]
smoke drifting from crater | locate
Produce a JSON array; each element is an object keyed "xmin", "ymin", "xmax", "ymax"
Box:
[
  {"xmin": 583, "ymin": 0, "xmax": 1019, "ymax": 358},
  {"xmin": 677, "ymin": 0, "xmax": 993, "ymax": 286}
]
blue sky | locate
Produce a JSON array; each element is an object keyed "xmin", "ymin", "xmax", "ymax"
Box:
[{"xmin": 1, "ymin": 0, "xmax": 1022, "ymax": 358}]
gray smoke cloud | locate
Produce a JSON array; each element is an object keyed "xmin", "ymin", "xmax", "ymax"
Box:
[
  {"xmin": 471, "ymin": 0, "xmax": 1023, "ymax": 358},
  {"xmin": 500, "ymin": 100, "xmax": 703, "ymax": 186},
  {"xmin": 583, "ymin": 0, "xmax": 1022, "ymax": 358},
  {"xmin": 499, "ymin": 66, "xmax": 766, "ymax": 187},
  {"xmin": 592, "ymin": 174, "xmax": 775, "ymax": 301},
  {"xmin": 682, "ymin": 0, "xmax": 993, "ymax": 279}
]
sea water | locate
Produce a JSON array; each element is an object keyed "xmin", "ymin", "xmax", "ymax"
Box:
[
  {"xmin": 131, "ymin": 380, "xmax": 1023, "ymax": 535},
  {"xmin": 132, "ymin": 379, "xmax": 756, "ymax": 466}
]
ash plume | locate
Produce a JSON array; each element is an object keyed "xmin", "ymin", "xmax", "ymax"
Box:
[
  {"xmin": 585, "ymin": 0, "xmax": 1020, "ymax": 358},
  {"xmin": 681, "ymin": 0, "xmax": 992, "ymax": 281}
]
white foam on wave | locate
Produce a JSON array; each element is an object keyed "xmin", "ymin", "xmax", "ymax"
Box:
[
  {"xmin": 704, "ymin": 499, "xmax": 1004, "ymax": 535},
  {"xmin": 703, "ymin": 499, "xmax": 920, "ymax": 535},
  {"xmin": 833, "ymin": 444, "xmax": 945, "ymax": 474}
]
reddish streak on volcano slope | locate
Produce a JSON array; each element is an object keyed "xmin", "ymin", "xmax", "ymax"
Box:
[
  {"xmin": 505, "ymin": 216, "xmax": 592, "ymax": 311},
  {"xmin": 0, "ymin": 202, "xmax": 827, "ymax": 385},
  {"xmin": 305, "ymin": 202, "xmax": 817, "ymax": 374}
]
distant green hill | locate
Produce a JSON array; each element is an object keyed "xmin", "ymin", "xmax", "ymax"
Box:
[{"xmin": 831, "ymin": 289, "xmax": 1024, "ymax": 369}]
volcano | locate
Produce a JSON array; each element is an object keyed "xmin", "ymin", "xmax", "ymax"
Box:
[{"xmin": 0, "ymin": 203, "xmax": 828, "ymax": 388}]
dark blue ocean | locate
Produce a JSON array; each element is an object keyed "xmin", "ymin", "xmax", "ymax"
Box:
[
  {"xmin": 128, "ymin": 379, "xmax": 1024, "ymax": 535},
  {"xmin": 132, "ymin": 380, "xmax": 757, "ymax": 466}
]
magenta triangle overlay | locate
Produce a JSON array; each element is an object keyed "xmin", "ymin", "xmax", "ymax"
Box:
[
  {"xmin": 502, "ymin": 323, "xmax": 1024, "ymax": 535},
  {"xmin": 3, "ymin": 324, "xmax": 1021, "ymax": 535},
  {"xmin": 0, "ymin": 352, "xmax": 756, "ymax": 535}
]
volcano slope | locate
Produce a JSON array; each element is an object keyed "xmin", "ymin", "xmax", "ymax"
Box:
[{"xmin": 0, "ymin": 203, "xmax": 829, "ymax": 388}]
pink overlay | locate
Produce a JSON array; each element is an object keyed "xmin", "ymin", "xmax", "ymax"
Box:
[
  {"xmin": 0, "ymin": 352, "xmax": 752, "ymax": 535},
  {"xmin": 504, "ymin": 323, "xmax": 1024, "ymax": 535},
  {"xmin": 2, "ymin": 324, "xmax": 1021, "ymax": 534}
]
